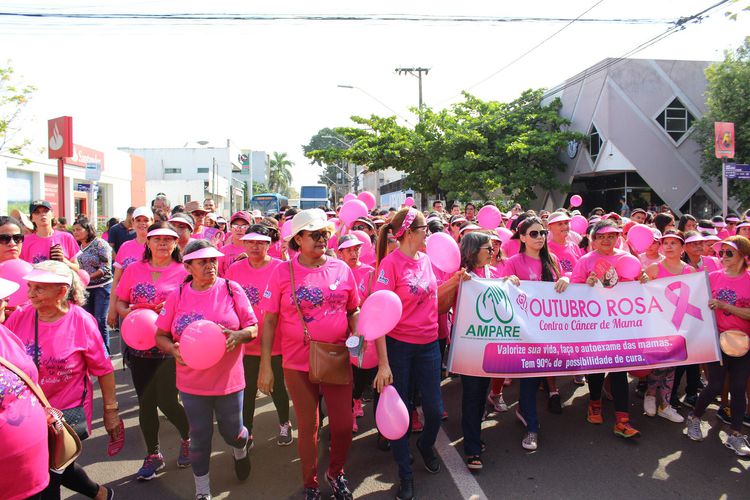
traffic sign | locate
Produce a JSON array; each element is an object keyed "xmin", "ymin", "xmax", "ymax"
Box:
[{"xmin": 724, "ymin": 163, "xmax": 750, "ymax": 180}]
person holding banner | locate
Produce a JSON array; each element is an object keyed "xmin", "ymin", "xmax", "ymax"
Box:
[
  {"xmin": 570, "ymin": 219, "xmax": 645, "ymax": 439},
  {"xmin": 503, "ymin": 217, "xmax": 570, "ymax": 450},
  {"xmin": 686, "ymin": 236, "xmax": 750, "ymax": 456}
]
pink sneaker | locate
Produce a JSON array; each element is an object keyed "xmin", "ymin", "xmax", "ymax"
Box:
[
  {"xmin": 353, "ymin": 399, "xmax": 364, "ymax": 418},
  {"xmin": 411, "ymin": 409, "xmax": 424, "ymax": 433},
  {"xmin": 352, "ymin": 413, "xmax": 358, "ymax": 433}
]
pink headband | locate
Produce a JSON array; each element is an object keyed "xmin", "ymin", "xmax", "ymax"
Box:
[
  {"xmin": 684, "ymin": 235, "xmax": 704, "ymax": 244},
  {"xmin": 394, "ymin": 209, "xmax": 418, "ymax": 238}
]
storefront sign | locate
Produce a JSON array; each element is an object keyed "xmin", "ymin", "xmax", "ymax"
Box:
[
  {"xmin": 447, "ymin": 273, "xmax": 720, "ymax": 378},
  {"xmin": 48, "ymin": 116, "xmax": 73, "ymax": 159},
  {"xmin": 67, "ymin": 144, "xmax": 105, "ymax": 172}
]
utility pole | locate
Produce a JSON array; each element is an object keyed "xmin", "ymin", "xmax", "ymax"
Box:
[{"xmin": 395, "ymin": 67, "xmax": 430, "ymax": 116}]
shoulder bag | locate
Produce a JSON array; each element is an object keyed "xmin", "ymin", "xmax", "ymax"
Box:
[
  {"xmin": 719, "ymin": 329, "xmax": 750, "ymax": 357},
  {"xmin": 289, "ymin": 260, "xmax": 352, "ymax": 385}
]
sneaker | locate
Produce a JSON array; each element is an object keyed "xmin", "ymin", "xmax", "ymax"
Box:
[
  {"xmin": 487, "ymin": 392, "xmax": 508, "ymax": 413},
  {"xmin": 643, "ymin": 395, "xmax": 657, "ymax": 417},
  {"xmin": 515, "ymin": 408, "xmax": 528, "ymax": 428},
  {"xmin": 174, "ymin": 439, "xmax": 190, "ymax": 469},
  {"xmin": 548, "ymin": 393, "xmax": 562, "ymax": 414},
  {"xmin": 613, "ymin": 418, "xmax": 641, "ymax": 439},
  {"xmin": 682, "ymin": 394, "xmax": 698, "ymax": 409},
  {"xmin": 303, "ymin": 487, "xmax": 321, "ymax": 500},
  {"xmin": 326, "ymin": 473, "xmax": 353, "ymax": 500},
  {"xmin": 466, "ymin": 455, "xmax": 483, "ymax": 471},
  {"xmin": 657, "ymin": 405, "xmax": 684, "ymax": 423},
  {"xmin": 410, "ymin": 409, "xmax": 424, "ymax": 433},
  {"xmin": 573, "ymin": 375, "xmax": 586, "ymax": 385},
  {"xmin": 416, "ymin": 438, "xmax": 441, "ymax": 474},
  {"xmin": 396, "ymin": 478, "xmax": 414, "ymax": 500},
  {"xmin": 717, "ymin": 406, "xmax": 732, "ymax": 425},
  {"xmin": 353, "ymin": 399, "xmax": 364, "ymax": 418},
  {"xmin": 105, "ymin": 487, "xmax": 114, "ymax": 500},
  {"xmin": 196, "ymin": 495, "xmax": 211, "ymax": 500},
  {"xmin": 685, "ymin": 415, "xmax": 704, "ymax": 441},
  {"xmin": 376, "ymin": 433, "xmax": 391, "ymax": 451},
  {"xmin": 277, "ymin": 422, "xmax": 293, "ymax": 446},
  {"xmin": 352, "ymin": 413, "xmax": 358, "ymax": 433},
  {"xmin": 522, "ymin": 431, "xmax": 538, "ymax": 450},
  {"xmin": 233, "ymin": 443, "xmax": 251, "ymax": 481},
  {"xmin": 670, "ymin": 399, "xmax": 684, "ymax": 411},
  {"xmin": 724, "ymin": 433, "xmax": 750, "ymax": 456},
  {"xmin": 587, "ymin": 401, "xmax": 603, "ymax": 425},
  {"xmin": 136, "ymin": 453, "xmax": 165, "ymax": 481}
]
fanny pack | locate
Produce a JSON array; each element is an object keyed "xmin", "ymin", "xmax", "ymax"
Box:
[{"xmin": 719, "ymin": 330, "xmax": 750, "ymax": 357}]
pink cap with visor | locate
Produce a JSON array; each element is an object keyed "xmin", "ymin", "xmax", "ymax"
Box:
[
  {"xmin": 713, "ymin": 240, "xmax": 739, "ymax": 252},
  {"xmin": 147, "ymin": 228, "xmax": 179, "ymax": 238},
  {"xmin": 22, "ymin": 268, "xmax": 72, "ymax": 285},
  {"xmin": 594, "ymin": 226, "xmax": 622, "ymax": 235},
  {"xmin": 182, "ymin": 247, "xmax": 225, "ymax": 261},
  {"xmin": 240, "ymin": 232, "xmax": 272, "ymax": 243}
]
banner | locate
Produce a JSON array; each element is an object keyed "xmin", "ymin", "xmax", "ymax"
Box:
[{"xmin": 447, "ymin": 273, "xmax": 721, "ymax": 378}]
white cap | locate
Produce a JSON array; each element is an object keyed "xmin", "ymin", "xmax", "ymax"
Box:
[
  {"xmin": 287, "ymin": 209, "xmax": 335, "ymax": 241},
  {"xmin": 133, "ymin": 206, "xmax": 154, "ymax": 220}
]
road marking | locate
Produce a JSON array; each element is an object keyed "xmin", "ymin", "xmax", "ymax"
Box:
[{"xmin": 435, "ymin": 427, "xmax": 488, "ymax": 500}]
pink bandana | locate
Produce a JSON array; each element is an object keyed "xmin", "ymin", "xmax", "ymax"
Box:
[{"xmin": 394, "ymin": 208, "xmax": 418, "ymax": 238}]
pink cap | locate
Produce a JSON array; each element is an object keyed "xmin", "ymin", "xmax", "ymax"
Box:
[
  {"xmin": 147, "ymin": 228, "xmax": 179, "ymax": 239},
  {"xmin": 22, "ymin": 268, "xmax": 72, "ymax": 285},
  {"xmin": 230, "ymin": 211, "xmax": 253, "ymax": 225},
  {"xmin": 594, "ymin": 226, "xmax": 622, "ymax": 235},
  {"xmin": 487, "ymin": 233, "xmax": 502, "ymax": 242},
  {"xmin": 182, "ymin": 247, "xmax": 225, "ymax": 261},
  {"xmin": 714, "ymin": 241, "xmax": 739, "ymax": 252},
  {"xmin": 240, "ymin": 232, "xmax": 272, "ymax": 243},
  {"xmin": 684, "ymin": 234, "xmax": 704, "ymax": 244},
  {"xmin": 661, "ymin": 233, "xmax": 684, "ymax": 242},
  {"xmin": 726, "ymin": 216, "xmax": 740, "ymax": 223},
  {"xmin": 736, "ymin": 221, "xmax": 750, "ymax": 229},
  {"xmin": 547, "ymin": 212, "xmax": 571, "ymax": 225},
  {"xmin": 459, "ymin": 224, "xmax": 482, "ymax": 234},
  {"xmin": 703, "ymin": 234, "xmax": 721, "ymax": 242},
  {"xmin": 337, "ymin": 234, "xmax": 364, "ymax": 250}
]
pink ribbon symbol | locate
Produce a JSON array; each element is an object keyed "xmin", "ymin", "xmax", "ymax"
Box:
[{"xmin": 665, "ymin": 281, "xmax": 703, "ymax": 329}]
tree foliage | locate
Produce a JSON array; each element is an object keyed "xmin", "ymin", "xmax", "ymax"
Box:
[
  {"xmin": 0, "ymin": 63, "xmax": 36, "ymax": 161},
  {"xmin": 697, "ymin": 37, "xmax": 750, "ymax": 205},
  {"xmin": 268, "ymin": 151, "xmax": 294, "ymax": 196},
  {"xmin": 305, "ymin": 89, "xmax": 583, "ymax": 206},
  {"xmin": 302, "ymin": 128, "xmax": 354, "ymax": 193}
]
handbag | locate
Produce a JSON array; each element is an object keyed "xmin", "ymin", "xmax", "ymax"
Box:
[
  {"xmin": 719, "ymin": 329, "xmax": 750, "ymax": 357},
  {"xmin": 0, "ymin": 355, "xmax": 82, "ymax": 470},
  {"xmin": 289, "ymin": 260, "xmax": 352, "ymax": 385}
]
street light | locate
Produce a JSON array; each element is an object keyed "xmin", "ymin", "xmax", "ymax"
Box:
[{"xmin": 337, "ymin": 84, "xmax": 412, "ymax": 124}]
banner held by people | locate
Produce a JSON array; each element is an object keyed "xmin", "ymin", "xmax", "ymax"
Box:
[{"xmin": 447, "ymin": 273, "xmax": 721, "ymax": 378}]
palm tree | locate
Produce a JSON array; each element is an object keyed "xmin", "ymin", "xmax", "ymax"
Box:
[{"xmin": 268, "ymin": 151, "xmax": 294, "ymax": 195}]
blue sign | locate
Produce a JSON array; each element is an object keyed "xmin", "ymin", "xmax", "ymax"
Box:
[
  {"xmin": 76, "ymin": 183, "xmax": 91, "ymax": 192},
  {"xmin": 724, "ymin": 163, "xmax": 750, "ymax": 180}
]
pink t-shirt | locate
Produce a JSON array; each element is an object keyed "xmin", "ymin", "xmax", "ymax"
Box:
[
  {"xmin": 219, "ymin": 241, "xmax": 246, "ymax": 277},
  {"xmin": 548, "ymin": 240, "xmax": 582, "ymax": 275},
  {"xmin": 0, "ymin": 326, "xmax": 49, "ymax": 500},
  {"xmin": 114, "ymin": 239, "xmax": 145, "ymax": 270},
  {"xmin": 20, "ymin": 230, "xmax": 79, "ymax": 264},
  {"xmin": 471, "ymin": 266, "xmax": 504, "ymax": 279},
  {"xmin": 191, "ymin": 226, "xmax": 223, "ymax": 246},
  {"xmin": 351, "ymin": 262, "xmax": 376, "ymax": 302},
  {"xmin": 504, "ymin": 253, "xmax": 561, "ymax": 281},
  {"xmin": 639, "ymin": 253, "xmax": 664, "ymax": 268},
  {"xmin": 433, "ymin": 264, "xmax": 452, "ymax": 340},
  {"xmin": 697, "ymin": 256, "xmax": 721, "ymax": 273},
  {"xmin": 225, "ymin": 258, "xmax": 284, "ymax": 356},
  {"xmin": 5, "ymin": 304, "xmax": 113, "ymax": 432},
  {"xmin": 655, "ymin": 261, "xmax": 694, "ymax": 278},
  {"xmin": 372, "ymin": 249, "xmax": 438, "ymax": 345},
  {"xmin": 571, "ymin": 249, "xmax": 636, "ymax": 287},
  {"xmin": 709, "ymin": 270, "xmax": 750, "ymax": 333},
  {"xmin": 261, "ymin": 256, "xmax": 359, "ymax": 371},
  {"xmin": 268, "ymin": 241, "xmax": 285, "ymax": 260},
  {"xmin": 155, "ymin": 278, "xmax": 257, "ymax": 396},
  {"xmin": 501, "ymin": 238, "xmax": 521, "ymax": 258}
]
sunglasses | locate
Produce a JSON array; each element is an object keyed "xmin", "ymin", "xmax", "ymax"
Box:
[
  {"xmin": 304, "ymin": 230, "xmax": 330, "ymax": 241},
  {"xmin": 718, "ymin": 249, "xmax": 736, "ymax": 258},
  {"xmin": 231, "ymin": 224, "xmax": 249, "ymax": 230},
  {"xmin": 480, "ymin": 246, "xmax": 494, "ymax": 252},
  {"xmin": 526, "ymin": 230, "xmax": 548, "ymax": 239},
  {"xmin": 352, "ymin": 225, "xmax": 369, "ymax": 231},
  {"xmin": 0, "ymin": 234, "xmax": 24, "ymax": 245}
]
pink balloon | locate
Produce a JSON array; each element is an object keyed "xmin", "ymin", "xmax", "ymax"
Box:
[
  {"xmin": 426, "ymin": 232, "xmax": 460, "ymax": 274},
  {"xmin": 343, "ymin": 193, "xmax": 357, "ymax": 203},
  {"xmin": 570, "ymin": 194, "xmax": 583, "ymax": 207},
  {"xmin": 359, "ymin": 290, "xmax": 403, "ymax": 341},
  {"xmin": 376, "ymin": 385, "xmax": 409, "ymax": 440},
  {"xmin": 339, "ymin": 199, "xmax": 368, "ymax": 226},
  {"xmin": 615, "ymin": 254, "xmax": 643, "ymax": 280},
  {"xmin": 626, "ymin": 224, "xmax": 654, "ymax": 253},
  {"xmin": 476, "ymin": 205, "xmax": 501, "ymax": 229},
  {"xmin": 0, "ymin": 259, "xmax": 32, "ymax": 307},
  {"xmin": 351, "ymin": 230, "xmax": 373, "ymax": 255},
  {"xmin": 570, "ymin": 215, "xmax": 588, "ymax": 235},
  {"xmin": 350, "ymin": 339, "xmax": 379, "ymax": 369},
  {"xmin": 330, "ymin": 217, "xmax": 341, "ymax": 230},
  {"xmin": 180, "ymin": 320, "xmax": 225, "ymax": 370},
  {"xmin": 77, "ymin": 269, "xmax": 90, "ymax": 287},
  {"xmin": 357, "ymin": 191, "xmax": 376, "ymax": 211},
  {"xmin": 404, "ymin": 197, "xmax": 415, "ymax": 207},
  {"xmin": 281, "ymin": 220, "xmax": 293, "ymax": 240},
  {"xmin": 120, "ymin": 309, "xmax": 158, "ymax": 351},
  {"xmin": 496, "ymin": 227, "xmax": 513, "ymax": 245}
]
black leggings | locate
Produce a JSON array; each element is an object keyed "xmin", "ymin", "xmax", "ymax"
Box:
[
  {"xmin": 242, "ymin": 355, "xmax": 290, "ymax": 433},
  {"xmin": 671, "ymin": 363, "xmax": 701, "ymax": 401},
  {"xmin": 130, "ymin": 356, "xmax": 190, "ymax": 454},
  {"xmin": 352, "ymin": 366, "xmax": 376, "ymax": 400},
  {"xmin": 587, "ymin": 372, "xmax": 629, "ymax": 413},
  {"xmin": 693, "ymin": 353, "xmax": 750, "ymax": 432},
  {"xmin": 41, "ymin": 462, "xmax": 99, "ymax": 499}
]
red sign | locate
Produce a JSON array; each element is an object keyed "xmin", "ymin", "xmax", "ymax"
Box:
[
  {"xmin": 715, "ymin": 122, "xmax": 735, "ymax": 159},
  {"xmin": 66, "ymin": 144, "xmax": 105, "ymax": 171},
  {"xmin": 44, "ymin": 175, "xmax": 59, "ymax": 214},
  {"xmin": 48, "ymin": 116, "xmax": 73, "ymax": 159}
]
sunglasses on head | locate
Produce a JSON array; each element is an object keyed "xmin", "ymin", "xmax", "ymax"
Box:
[
  {"xmin": 718, "ymin": 249, "xmax": 735, "ymax": 258},
  {"xmin": 0, "ymin": 234, "xmax": 24, "ymax": 245},
  {"xmin": 526, "ymin": 230, "xmax": 548, "ymax": 239},
  {"xmin": 304, "ymin": 230, "xmax": 330, "ymax": 241}
]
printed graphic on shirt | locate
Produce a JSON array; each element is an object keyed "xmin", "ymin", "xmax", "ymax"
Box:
[
  {"xmin": 291, "ymin": 285, "xmax": 348, "ymax": 323},
  {"xmin": 132, "ymin": 282, "xmax": 158, "ymax": 303},
  {"xmin": 0, "ymin": 368, "xmax": 33, "ymax": 427},
  {"xmin": 559, "ymin": 258, "xmax": 573, "ymax": 273},
  {"xmin": 377, "ymin": 269, "xmax": 389, "ymax": 285},
  {"xmin": 241, "ymin": 285, "xmax": 261, "ymax": 306},
  {"xmin": 594, "ymin": 260, "xmax": 618, "ymax": 288},
  {"xmin": 174, "ymin": 312, "xmax": 204, "ymax": 338}
]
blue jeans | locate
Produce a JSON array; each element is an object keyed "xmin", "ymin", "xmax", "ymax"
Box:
[
  {"xmin": 460, "ymin": 375, "xmax": 490, "ymax": 456},
  {"xmin": 180, "ymin": 390, "xmax": 248, "ymax": 476},
  {"xmin": 83, "ymin": 284, "xmax": 111, "ymax": 352},
  {"xmin": 518, "ymin": 377, "xmax": 541, "ymax": 433},
  {"xmin": 386, "ymin": 337, "xmax": 443, "ymax": 480}
]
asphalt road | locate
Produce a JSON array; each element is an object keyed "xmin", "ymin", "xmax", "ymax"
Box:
[{"xmin": 66, "ymin": 333, "xmax": 749, "ymax": 500}]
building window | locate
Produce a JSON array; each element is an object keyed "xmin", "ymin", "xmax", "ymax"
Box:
[
  {"xmin": 656, "ymin": 98, "xmax": 695, "ymax": 142},
  {"xmin": 197, "ymin": 167, "xmax": 209, "ymax": 173},
  {"xmin": 164, "ymin": 168, "xmax": 181, "ymax": 174},
  {"xmin": 588, "ymin": 124, "xmax": 603, "ymax": 162}
]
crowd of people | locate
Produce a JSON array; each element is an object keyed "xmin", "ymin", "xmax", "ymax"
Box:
[{"xmin": 1, "ymin": 192, "xmax": 750, "ymax": 500}]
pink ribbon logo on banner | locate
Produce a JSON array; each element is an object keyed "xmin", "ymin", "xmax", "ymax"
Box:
[{"xmin": 665, "ymin": 281, "xmax": 703, "ymax": 329}]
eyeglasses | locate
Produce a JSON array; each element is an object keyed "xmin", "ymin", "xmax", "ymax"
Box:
[
  {"xmin": 304, "ymin": 230, "xmax": 330, "ymax": 241},
  {"xmin": 526, "ymin": 230, "xmax": 548, "ymax": 239},
  {"xmin": 352, "ymin": 225, "xmax": 369, "ymax": 231},
  {"xmin": 480, "ymin": 246, "xmax": 494, "ymax": 252},
  {"xmin": 718, "ymin": 249, "xmax": 736, "ymax": 258},
  {"xmin": 231, "ymin": 224, "xmax": 249, "ymax": 230},
  {"xmin": 0, "ymin": 234, "xmax": 24, "ymax": 245}
]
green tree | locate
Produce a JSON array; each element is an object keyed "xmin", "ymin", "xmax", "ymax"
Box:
[
  {"xmin": 697, "ymin": 38, "xmax": 750, "ymax": 205},
  {"xmin": 268, "ymin": 152, "xmax": 294, "ymax": 196},
  {"xmin": 0, "ymin": 63, "xmax": 36, "ymax": 160},
  {"xmin": 302, "ymin": 128, "xmax": 353, "ymax": 194}
]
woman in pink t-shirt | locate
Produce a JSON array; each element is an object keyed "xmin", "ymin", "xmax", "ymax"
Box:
[
  {"xmin": 6, "ymin": 261, "xmax": 119, "ymax": 500},
  {"xmin": 225, "ymin": 224, "xmax": 291, "ymax": 448},
  {"xmin": 686, "ymin": 236, "xmax": 750, "ymax": 456},
  {"xmin": 19, "ymin": 200, "xmax": 79, "ymax": 270},
  {"xmin": 0, "ymin": 216, "xmax": 27, "ymax": 321},
  {"xmin": 258, "ymin": 209, "xmax": 359, "ymax": 499},
  {"xmin": 218, "ymin": 211, "xmax": 253, "ymax": 277},
  {"xmin": 115, "ymin": 222, "xmax": 191, "ymax": 480},
  {"xmin": 155, "ymin": 240, "xmax": 258, "ymax": 499},
  {"xmin": 643, "ymin": 230, "xmax": 694, "ymax": 424},
  {"xmin": 371, "ymin": 208, "xmax": 466, "ymax": 499},
  {"xmin": 682, "ymin": 231, "xmax": 720, "ymax": 273}
]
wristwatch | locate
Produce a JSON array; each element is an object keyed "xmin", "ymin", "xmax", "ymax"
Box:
[{"xmin": 104, "ymin": 402, "xmax": 119, "ymax": 411}]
